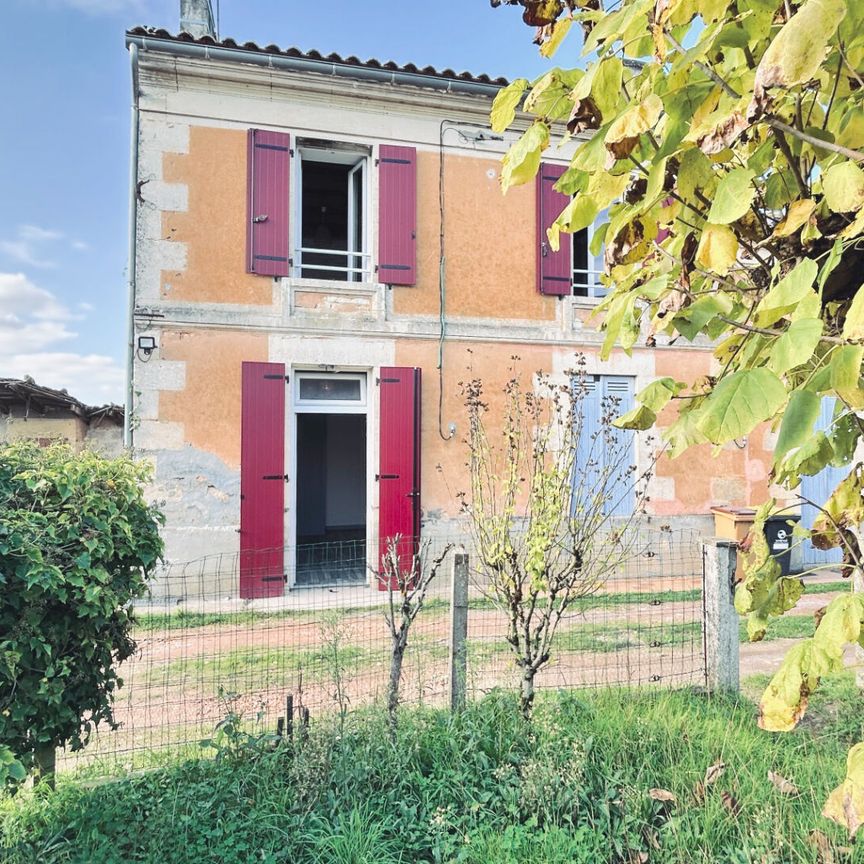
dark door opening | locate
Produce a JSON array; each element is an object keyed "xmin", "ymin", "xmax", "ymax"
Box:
[{"xmin": 295, "ymin": 413, "xmax": 366, "ymax": 585}]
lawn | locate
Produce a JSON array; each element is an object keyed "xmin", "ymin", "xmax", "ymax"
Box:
[{"xmin": 3, "ymin": 678, "xmax": 863, "ymax": 863}]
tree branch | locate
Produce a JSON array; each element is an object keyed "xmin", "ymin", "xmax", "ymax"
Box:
[
  {"xmin": 768, "ymin": 118, "xmax": 864, "ymax": 163},
  {"xmin": 771, "ymin": 126, "xmax": 809, "ymax": 197}
]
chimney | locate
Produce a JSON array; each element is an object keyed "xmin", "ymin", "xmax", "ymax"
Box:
[{"xmin": 180, "ymin": 0, "xmax": 216, "ymax": 39}]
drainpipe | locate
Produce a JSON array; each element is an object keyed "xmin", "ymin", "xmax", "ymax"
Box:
[{"xmin": 124, "ymin": 42, "xmax": 140, "ymax": 449}]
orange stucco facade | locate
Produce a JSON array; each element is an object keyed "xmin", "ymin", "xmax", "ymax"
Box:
[{"xmin": 131, "ymin": 42, "xmax": 786, "ymax": 586}]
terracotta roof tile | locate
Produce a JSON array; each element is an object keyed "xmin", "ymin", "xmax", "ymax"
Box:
[{"xmin": 126, "ymin": 26, "xmax": 510, "ymax": 87}]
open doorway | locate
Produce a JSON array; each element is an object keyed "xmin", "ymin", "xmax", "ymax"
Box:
[{"xmin": 295, "ymin": 412, "xmax": 367, "ymax": 585}]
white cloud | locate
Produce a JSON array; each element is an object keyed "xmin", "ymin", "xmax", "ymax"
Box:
[
  {"xmin": 2, "ymin": 353, "xmax": 124, "ymax": 405},
  {"xmin": 0, "ymin": 272, "xmax": 74, "ymax": 321},
  {"xmin": 0, "ymin": 319, "xmax": 76, "ymax": 353},
  {"xmin": 0, "ymin": 224, "xmax": 66, "ymax": 269},
  {"xmin": 71, "ymin": 240, "xmax": 90, "ymax": 251},
  {"xmin": 19, "ymin": 225, "xmax": 64, "ymax": 242},
  {"xmin": 0, "ymin": 271, "xmax": 124, "ymax": 404},
  {"xmin": 0, "ymin": 239, "xmax": 56, "ymax": 269}
]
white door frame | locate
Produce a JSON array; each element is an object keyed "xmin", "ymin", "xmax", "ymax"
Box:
[{"xmin": 285, "ymin": 368, "xmax": 375, "ymax": 588}]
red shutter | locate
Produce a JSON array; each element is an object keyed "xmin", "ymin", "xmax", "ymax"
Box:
[
  {"xmin": 247, "ymin": 129, "xmax": 291, "ymax": 277},
  {"xmin": 377, "ymin": 366, "xmax": 421, "ymax": 590},
  {"xmin": 378, "ymin": 145, "xmax": 417, "ymax": 286},
  {"xmin": 536, "ymin": 162, "xmax": 571, "ymax": 296},
  {"xmin": 240, "ymin": 361, "xmax": 286, "ymax": 599}
]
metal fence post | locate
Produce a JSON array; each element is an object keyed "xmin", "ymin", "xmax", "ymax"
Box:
[
  {"xmin": 703, "ymin": 539, "xmax": 739, "ymax": 692},
  {"xmin": 449, "ymin": 551, "xmax": 469, "ymax": 711}
]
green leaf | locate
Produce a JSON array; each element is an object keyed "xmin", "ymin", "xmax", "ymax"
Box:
[
  {"xmin": 822, "ymin": 161, "xmax": 864, "ymax": 214},
  {"xmin": 673, "ymin": 293, "xmax": 734, "ymax": 340},
  {"xmin": 768, "ymin": 318, "xmax": 823, "ymax": 376},
  {"xmin": 591, "ymin": 56, "xmax": 624, "ymax": 118},
  {"xmin": 523, "ymin": 71, "xmax": 573, "ymax": 121},
  {"xmin": 637, "ymin": 377, "xmax": 685, "ymax": 412},
  {"xmin": 695, "ymin": 223, "xmax": 739, "ymax": 276},
  {"xmin": 696, "ymin": 368, "xmax": 786, "ymax": 444},
  {"xmin": 707, "ymin": 168, "xmax": 756, "ymax": 224},
  {"xmin": 547, "ymin": 195, "xmax": 600, "ymax": 251},
  {"xmin": 774, "ymin": 390, "xmax": 821, "ymax": 467},
  {"xmin": 500, "ymin": 122, "xmax": 549, "ymax": 192},
  {"xmin": 491, "ymin": 78, "xmax": 528, "ymax": 133},
  {"xmin": 830, "ymin": 345, "xmax": 864, "ymax": 408},
  {"xmin": 613, "ymin": 404, "xmax": 656, "ymax": 430},
  {"xmin": 778, "ymin": 431, "xmax": 835, "ymax": 484},
  {"xmin": 754, "ymin": 259, "xmax": 818, "ymax": 327}
]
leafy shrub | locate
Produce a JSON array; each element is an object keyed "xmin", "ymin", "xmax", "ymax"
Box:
[{"xmin": 0, "ymin": 442, "xmax": 163, "ymax": 775}]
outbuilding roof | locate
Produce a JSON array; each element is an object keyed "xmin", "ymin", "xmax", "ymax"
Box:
[{"xmin": 0, "ymin": 378, "xmax": 123, "ymax": 423}]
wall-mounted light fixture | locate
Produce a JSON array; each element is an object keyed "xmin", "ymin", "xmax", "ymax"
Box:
[{"xmin": 137, "ymin": 335, "xmax": 157, "ymax": 356}]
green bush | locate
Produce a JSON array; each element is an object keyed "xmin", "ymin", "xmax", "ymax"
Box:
[{"xmin": 0, "ymin": 442, "xmax": 163, "ymax": 775}]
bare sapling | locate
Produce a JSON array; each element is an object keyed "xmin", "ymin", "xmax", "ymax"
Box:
[
  {"xmin": 460, "ymin": 355, "xmax": 653, "ymax": 718},
  {"xmin": 381, "ymin": 536, "xmax": 453, "ymax": 730}
]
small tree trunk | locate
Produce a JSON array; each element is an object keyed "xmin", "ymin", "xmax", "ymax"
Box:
[
  {"xmin": 520, "ymin": 669, "xmax": 536, "ymax": 719},
  {"xmin": 388, "ymin": 638, "xmax": 406, "ymax": 731},
  {"xmin": 33, "ymin": 742, "xmax": 56, "ymax": 790}
]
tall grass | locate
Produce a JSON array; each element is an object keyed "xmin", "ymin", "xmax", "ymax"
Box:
[{"xmin": 2, "ymin": 680, "xmax": 861, "ymax": 863}]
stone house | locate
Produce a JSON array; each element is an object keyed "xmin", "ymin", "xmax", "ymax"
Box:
[{"xmin": 126, "ymin": 2, "xmax": 793, "ymax": 598}]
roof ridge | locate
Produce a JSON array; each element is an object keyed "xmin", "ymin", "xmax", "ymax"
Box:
[{"xmin": 125, "ymin": 26, "xmax": 510, "ymax": 87}]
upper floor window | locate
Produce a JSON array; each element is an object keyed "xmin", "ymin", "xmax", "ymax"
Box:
[
  {"xmin": 295, "ymin": 144, "xmax": 370, "ymax": 283},
  {"xmin": 572, "ymin": 216, "xmax": 606, "ymax": 299},
  {"xmin": 246, "ymin": 130, "xmax": 416, "ymax": 286}
]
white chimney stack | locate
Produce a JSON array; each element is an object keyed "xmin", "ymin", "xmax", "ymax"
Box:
[{"xmin": 180, "ymin": 0, "xmax": 216, "ymax": 39}]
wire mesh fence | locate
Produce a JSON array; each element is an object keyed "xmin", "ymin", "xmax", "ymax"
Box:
[{"xmin": 58, "ymin": 528, "xmax": 707, "ymax": 775}]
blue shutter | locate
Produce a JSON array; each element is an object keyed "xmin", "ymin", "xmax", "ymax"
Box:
[
  {"xmin": 801, "ymin": 397, "xmax": 844, "ymax": 566},
  {"xmin": 603, "ymin": 377, "xmax": 635, "ymax": 517},
  {"xmin": 573, "ymin": 375, "xmax": 636, "ymax": 519},
  {"xmin": 573, "ymin": 376, "xmax": 602, "ymax": 517}
]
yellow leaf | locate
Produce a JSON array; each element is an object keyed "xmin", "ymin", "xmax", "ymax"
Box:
[
  {"xmin": 773, "ymin": 199, "xmax": 817, "ymax": 237},
  {"xmin": 842, "ymin": 283, "xmax": 864, "ymax": 340},
  {"xmin": 753, "ymin": 0, "xmax": 847, "ymax": 99},
  {"xmin": 824, "ymin": 743, "xmax": 864, "ymax": 837},
  {"xmin": 605, "ymin": 94, "xmax": 663, "ymax": 159},
  {"xmin": 841, "ymin": 208, "xmax": 864, "ymax": 240},
  {"xmin": 695, "ymin": 223, "xmax": 738, "ymax": 275},
  {"xmin": 500, "ymin": 122, "xmax": 550, "ymax": 193},
  {"xmin": 823, "ymin": 162, "xmax": 864, "ymax": 214},
  {"xmin": 491, "ymin": 79, "xmax": 528, "ymax": 134},
  {"xmin": 759, "ymin": 639, "xmax": 841, "ymax": 731},
  {"xmin": 540, "ymin": 16, "xmax": 573, "ymax": 58}
]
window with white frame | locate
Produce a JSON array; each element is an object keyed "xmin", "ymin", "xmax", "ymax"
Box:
[
  {"xmin": 294, "ymin": 372, "xmax": 367, "ymax": 411},
  {"xmin": 572, "ymin": 211, "xmax": 607, "ymax": 299},
  {"xmin": 295, "ymin": 143, "xmax": 370, "ymax": 282}
]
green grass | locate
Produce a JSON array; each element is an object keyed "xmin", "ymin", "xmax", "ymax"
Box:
[
  {"xmin": 134, "ymin": 587, "xmax": 704, "ymax": 634},
  {"xmin": 4, "ymin": 682, "xmax": 863, "ymax": 863},
  {"xmin": 803, "ymin": 579, "xmax": 851, "ymax": 595}
]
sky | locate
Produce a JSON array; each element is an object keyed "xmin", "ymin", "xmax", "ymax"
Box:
[{"xmin": 0, "ymin": 0, "xmax": 560, "ymax": 406}]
